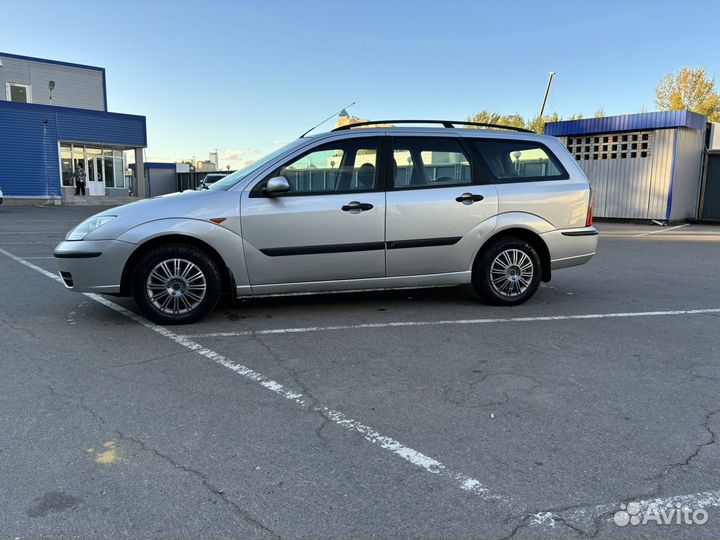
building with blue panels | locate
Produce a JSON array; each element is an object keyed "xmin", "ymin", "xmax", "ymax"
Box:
[
  {"xmin": 0, "ymin": 52, "xmax": 147, "ymax": 204},
  {"xmin": 545, "ymin": 111, "xmax": 707, "ymax": 221}
]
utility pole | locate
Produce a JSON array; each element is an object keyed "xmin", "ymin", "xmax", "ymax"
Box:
[{"xmin": 539, "ymin": 71, "xmax": 556, "ymax": 120}]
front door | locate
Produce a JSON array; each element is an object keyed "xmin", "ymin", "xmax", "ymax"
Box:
[
  {"xmin": 241, "ymin": 136, "xmax": 386, "ymax": 290},
  {"xmin": 385, "ymin": 135, "xmax": 499, "ymax": 276},
  {"xmin": 87, "ymin": 157, "xmax": 105, "ymax": 196}
]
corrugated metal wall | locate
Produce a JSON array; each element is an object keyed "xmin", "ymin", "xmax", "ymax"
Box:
[
  {"xmin": 57, "ymin": 109, "xmax": 147, "ymax": 146},
  {"xmin": 0, "ymin": 102, "xmax": 145, "ymax": 198},
  {"xmin": 0, "ymin": 106, "xmax": 61, "ymax": 197},
  {"xmin": 0, "ymin": 55, "xmax": 105, "ymax": 111},
  {"xmin": 560, "ymin": 128, "xmax": 703, "ymax": 220},
  {"xmin": 669, "ymin": 128, "xmax": 704, "ymax": 220}
]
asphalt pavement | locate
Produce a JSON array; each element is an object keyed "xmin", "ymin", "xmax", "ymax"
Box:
[{"xmin": 1, "ymin": 204, "xmax": 719, "ymax": 539}]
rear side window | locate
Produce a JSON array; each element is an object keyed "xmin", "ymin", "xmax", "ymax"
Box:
[
  {"xmin": 470, "ymin": 139, "xmax": 568, "ymax": 182},
  {"xmin": 391, "ymin": 137, "xmax": 472, "ymax": 189}
]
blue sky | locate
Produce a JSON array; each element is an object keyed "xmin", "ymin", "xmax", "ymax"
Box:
[{"xmin": 4, "ymin": 0, "xmax": 720, "ymax": 168}]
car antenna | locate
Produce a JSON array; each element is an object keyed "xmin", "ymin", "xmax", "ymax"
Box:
[{"xmin": 299, "ymin": 101, "xmax": 356, "ymax": 138}]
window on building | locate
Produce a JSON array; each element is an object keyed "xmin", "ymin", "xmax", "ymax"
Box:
[
  {"xmin": 60, "ymin": 144, "xmax": 127, "ymax": 190},
  {"xmin": 114, "ymin": 151, "xmax": 125, "ymax": 189},
  {"xmin": 104, "ymin": 157, "xmax": 115, "ymax": 188},
  {"xmin": 472, "ymin": 139, "xmax": 567, "ymax": 181},
  {"xmin": 61, "ymin": 145, "xmax": 73, "ymax": 186},
  {"xmin": 6, "ymin": 83, "xmax": 31, "ymax": 103},
  {"xmin": 392, "ymin": 138, "xmax": 472, "ymax": 189}
]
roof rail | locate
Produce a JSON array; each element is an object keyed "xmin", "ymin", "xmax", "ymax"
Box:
[{"xmin": 331, "ymin": 119, "xmax": 533, "ymax": 133}]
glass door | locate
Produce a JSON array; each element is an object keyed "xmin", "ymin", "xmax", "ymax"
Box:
[{"xmin": 87, "ymin": 157, "xmax": 106, "ymax": 196}]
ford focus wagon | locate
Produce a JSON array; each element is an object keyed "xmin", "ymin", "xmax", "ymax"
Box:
[{"xmin": 54, "ymin": 120, "xmax": 597, "ymax": 324}]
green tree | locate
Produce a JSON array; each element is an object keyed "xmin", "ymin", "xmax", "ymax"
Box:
[
  {"xmin": 655, "ymin": 67, "xmax": 720, "ymax": 120},
  {"xmin": 466, "ymin": 110, "xmax": 526, "ymax": 129},
  {"xmin": 525, "ymin": 112, "xmax": 561, "ymax": 134},
  {"xmin": 593, "ymin": 107, "xmax": 605, "ymax": 118},
  {"xmin": 467, "ymin": 110, "xmax": 572, "ymax": 133}
]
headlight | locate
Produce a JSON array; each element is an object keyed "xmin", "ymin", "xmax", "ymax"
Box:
[{"xmin": 67, "ymin": 215, "xmax": 117, "ymax": 241}]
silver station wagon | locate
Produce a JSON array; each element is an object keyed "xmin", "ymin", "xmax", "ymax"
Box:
[{"xmin": 54, "ymin": 120, "xmax": 597, "ymax": 324}]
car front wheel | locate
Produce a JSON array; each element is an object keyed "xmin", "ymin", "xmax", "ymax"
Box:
[
  {"xmin": 131, "ymin": 244, "xmax": 222, "ymax": 324},
  {"xmin": 472, "ymin": 237, "xmax": 542, "ymax": 306}
]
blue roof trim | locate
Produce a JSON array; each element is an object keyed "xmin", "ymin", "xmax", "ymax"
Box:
[
  {"xmin": 146, "ymin": 163, "xmax": 177, "ymax": 169},
  {"xmin": 0, "ymin": 99, "xmax": 144, "ymax": 123},
  {"xmin": 0, "ymin": 51, "xmax": 104, "ymax": 72},
  {"xmin": 544, "ymin": 110, "xmax": 707, "ymax": 137},
  {"xmin": 0, "ymin": 100, "xmax": 146, "ymax": 148}
]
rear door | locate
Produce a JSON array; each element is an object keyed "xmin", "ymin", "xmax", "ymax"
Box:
[
  {"xmin": 241, "ymin": 136, "xmax": 386, "ymax": 288},
  {"xmin": 385, "ymin": 135, "xmax": 498, "ymax": 277}
]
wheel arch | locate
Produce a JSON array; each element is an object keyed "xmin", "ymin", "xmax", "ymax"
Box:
[
  {"xmin": 120, "ymin": 234, "xmax": 235, "ymax": 296},
  {"xmin": 474, "ymin": 227, "xmax": 552, "ymax": 282}
]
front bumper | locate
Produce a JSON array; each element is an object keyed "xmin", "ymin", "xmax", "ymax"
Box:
[
  {"xmin": 542, "ymin": 227, "xmax": 598, "ymax": 270},
  {"xmin": 54, "ymin": 239, "xmax": 137, "ymax": 293}
]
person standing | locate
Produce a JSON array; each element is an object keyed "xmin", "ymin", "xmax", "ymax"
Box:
[{"xmin": 73, "ymin": 164, "xmax": 86, "ymax": 196}]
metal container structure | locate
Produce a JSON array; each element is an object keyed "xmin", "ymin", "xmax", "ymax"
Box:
[{"xmin": 545, "ymin": 111, "xmax": 706, "ymax": 221}]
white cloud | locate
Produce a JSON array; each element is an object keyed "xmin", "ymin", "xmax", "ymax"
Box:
[
  {"xmin": 145, "ymin": 153, "xmax": 186, "ymax": 163},
  {"xmin": 222, "ymin": 149, "xmax": 250, "ymax": 161}
]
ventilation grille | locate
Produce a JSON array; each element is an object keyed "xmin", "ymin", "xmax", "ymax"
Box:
[{"xmin": 566, "ymin": 131, "xmax": 653, "ymax": 161}]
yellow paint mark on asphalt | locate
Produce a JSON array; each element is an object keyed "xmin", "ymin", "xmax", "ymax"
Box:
[{"xmin": 93, "ymin": 441, "xmax": 118, "ymax": 465}]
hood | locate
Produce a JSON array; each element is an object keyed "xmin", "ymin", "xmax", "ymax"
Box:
[{"xmin": 74, "ymin": 189, "xmax": 241, "ymax": 241}]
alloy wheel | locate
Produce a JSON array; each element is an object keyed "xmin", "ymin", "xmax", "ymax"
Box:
[
  {"xmin": 145, "ymin": 258, "xmax": 207, "ymax": 315},
  {"xmin": 489, "ymin": 248, "xmax": 534, "ymax": 297}
]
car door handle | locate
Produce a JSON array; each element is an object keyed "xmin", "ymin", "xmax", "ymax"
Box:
[
  {"xmin": 455, "ymin": 193, "xmax": 484, "ymax": 203},
  {"xmin": 342, "ymin": 201, "xmax": 374, "ymax": 212}
]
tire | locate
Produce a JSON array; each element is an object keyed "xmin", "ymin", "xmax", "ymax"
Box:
[
  {"xmin": 131, "ymin": 244, "xmax": 222, "ymax": 324},
  {"xmin": 472, "ymin": 237, "xmax": 542, "ymax": 306}
]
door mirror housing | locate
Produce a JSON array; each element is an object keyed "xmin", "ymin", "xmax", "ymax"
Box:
[{"xmin": 264, "ymin": 176, "xmax": 291, "ymax": 196}]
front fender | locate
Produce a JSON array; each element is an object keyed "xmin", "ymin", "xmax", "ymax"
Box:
[{"xmin": 116, "ymin": 218, "xmax": 250, "ymax": 290}]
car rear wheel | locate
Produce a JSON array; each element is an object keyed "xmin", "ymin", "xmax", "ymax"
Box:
[
  {"xmin": 472, "ymin": 237, "xmax": 542, "ymax": 306},
  {"xmin": 131, "ymin": 244, "xmax": 222, "ymax": 324}
]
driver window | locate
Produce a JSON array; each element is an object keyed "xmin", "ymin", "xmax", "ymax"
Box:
[
  {"xmin": 392, "ymin": 137, "xmax": 472, "ymax": 189},
  {"xmin": 276, "ymin": 138, "xmax": 378, "ymax": 194}
]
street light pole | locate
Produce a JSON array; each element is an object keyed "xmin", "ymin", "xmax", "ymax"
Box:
[{"xmin": 539, "ymin": 71, "xmax": 556, "ymax": 120}]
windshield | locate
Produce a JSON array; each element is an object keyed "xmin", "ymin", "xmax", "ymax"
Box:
[{"xmin": 208, "ymin": 140, "xmax": 307, "ymax": 191}]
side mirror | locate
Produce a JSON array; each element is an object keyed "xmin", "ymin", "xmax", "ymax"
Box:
[{"xmin": 264, "ymin": 176, "xmax": 291, "ymax": 196}]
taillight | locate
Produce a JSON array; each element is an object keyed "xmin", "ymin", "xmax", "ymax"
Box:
[{"xmin": 585, "ymin": 187, "xmax": 594, "ymax": 227}]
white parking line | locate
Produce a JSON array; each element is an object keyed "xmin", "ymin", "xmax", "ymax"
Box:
[
  {"xmin": 0, "ymin": 246, "xmax": 503, "ymax": 501},
  {"xmin": 635, "ymin": 223, "xmax": 690, "ymax": 237},
  {"xmin": 180, "ymin": 308, "xmax": 720, "ymax": 339},
  {"xmin": 529, "ymin": 490, "xmax": 720, "ymax": 530}
]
